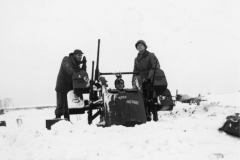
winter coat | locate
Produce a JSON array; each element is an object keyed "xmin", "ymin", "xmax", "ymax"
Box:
[
  {"xmin": 132, "ymin": 50, "xmax": 161, "ymax": 84},
  {"xmin": 55, "ymin": 53, "xmax": 81, "ymax": 93}
]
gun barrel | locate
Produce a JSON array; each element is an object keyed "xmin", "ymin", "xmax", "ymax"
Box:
[
  {"xmin": 90, "ymin": 61, "xmax": 94, "ymax": 100},
  {"xmin": 95, "ymin": 39, "xmax": 100, "ymax": 81}
]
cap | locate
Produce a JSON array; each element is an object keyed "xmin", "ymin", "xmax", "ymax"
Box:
[{"xmin": 73, "ymin": 49, "xmax": 84, "ymax": 55}]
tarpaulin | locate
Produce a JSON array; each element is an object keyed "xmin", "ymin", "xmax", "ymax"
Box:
[
  {"xmin": 219, "ymin": 113, "xmax": 240, "ymax": 137},
  {"xmin": 103, "ymin": 91, "xmax": 147, "ymax": 126}
]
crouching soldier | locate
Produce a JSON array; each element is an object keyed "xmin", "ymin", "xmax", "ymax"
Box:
[
  {"xmin": 55, "ymin": 49, "xmax": 87, "ymax": 121},
  {"xmin": 132, "ymin": 40, "xmax": 162, "ymax": 122}
]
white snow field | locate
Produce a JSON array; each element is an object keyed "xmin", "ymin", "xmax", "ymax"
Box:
[{"xmin": 0, "ymin": 92, "xmax": 240, "ymax": 160}]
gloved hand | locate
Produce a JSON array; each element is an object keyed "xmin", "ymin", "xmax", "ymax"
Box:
[{"xmin": 81, "ymin": 56, "xmax": 87, "ymax": 64}]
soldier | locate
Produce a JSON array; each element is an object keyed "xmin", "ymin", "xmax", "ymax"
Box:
[
  {"xmin": 132, "ymin": 40, "xmax": 161, "ymax": 122},
  {"xmin": 115, "ymin": 79, "xmax": 125, "ymax": 91},
  {"xmin": 114, "ymin": 73, "xmax": 125, "ymax": 91},
  {"xmin": 55, "ymin": 49, "xmax": 87, "ymax": 121}
]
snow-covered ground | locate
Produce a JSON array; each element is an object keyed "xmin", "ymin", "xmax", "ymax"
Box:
[{"xmin": 0, "ymin": 92, "xmax": 240, "ymax": 160}]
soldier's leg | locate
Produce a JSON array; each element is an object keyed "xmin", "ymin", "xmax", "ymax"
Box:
[
  {"xmin": 55, "ymin": 92, "xmax": 69, "ymax": 120},
  {"xmin": 144, "ymin": 103, "xmax": 152, "ymax": 121},
  {"xmin": 147, "ymin": 108, "xmax": 152, "ymax": 121},
  {"xmin": 62, "ymin": 93, "xmax": 70, "ymax": 121},
  {"xmin": 55, "ymin": 92, "xmax": 64, "ymax": 118},
  {"xmin": 143, "ymin": 82, "xmax": 153, "ymax": 121},
  {"xmin": 152, "ymin": 93, "xmax": 159, "ymax": 122},
  {"xmin": 152, "ymin": 104, "xmax": 158, "ymax": 122}
]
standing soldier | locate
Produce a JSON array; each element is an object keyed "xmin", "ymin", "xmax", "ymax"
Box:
[
  {"xmin": 132, "ymin": 40, "xmax": 161, "ymax": 122},
  {"xmin": 55, "ymin": 49, "xmax": 87, "ymax": 121}
]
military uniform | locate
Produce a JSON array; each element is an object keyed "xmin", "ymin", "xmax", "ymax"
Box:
[
  {"xmin": 132, "ymin": 40, "xmax": 161, "ymax": 121},
  {"xmin": 55, "ymin": 51, "xmax": 85, "ymax": 120}
]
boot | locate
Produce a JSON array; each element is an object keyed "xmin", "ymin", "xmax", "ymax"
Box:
[
  {"xmin": 99, "ymin": 114, "xmax": 104, "ymax": 123},
  {"xmin": 153, "ymin": 112, "xmax": 158, "ymax": 121},
  {"xmin": 96, "ymin": 120, "xmax": 106, "ymax": 127},
  {"xmin": 146, "ymin": 106, "xmax": 152, "ymax": 121},
  {"xmin": 147, "ymin": 113, "xmax": 152, "ymax": 121},
  {"xmin": 152, "ymin": 106, "xmax": 158, "ymax": 122},
  {"xmin": 55, "ymin": 115, "xmax": 61, "ymax": 119},
  {"xmin": 97, "ymin": 111, "xmax": 106, "ymax": 127},
  {"xmin": 64, "ymin": 114, "xmax": 70, "ymax": 121}
]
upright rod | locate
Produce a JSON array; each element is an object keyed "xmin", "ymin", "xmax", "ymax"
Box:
[{"xmin": 95, "ymin": 39, "xmax": 100, "ymax": 81}]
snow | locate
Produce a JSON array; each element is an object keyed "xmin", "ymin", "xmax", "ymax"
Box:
[{"xmin": 1, "ymin": 92, "xmax": 240, "ymax": 160}]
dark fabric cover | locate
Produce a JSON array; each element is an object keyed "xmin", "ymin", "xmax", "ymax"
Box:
[
  {"xmin": 103, "ymin": 91, "xmax": 147, "ymax": 126},
  {"xmin": 159, "ymin": 89, "xmax": 175, "ymax": 106},
  {"xmin": 219, "ymin": 114, "xmax": 240, "ymax": 137},
  {"xmin": 72, "ymin": 70, "xmax": 90, "ymax": 95},
  {"xmin": 153, "ymin": 69, "xmax": 168, "ymax": 89},
  {"xmin": 0, "ymin": 121, "xmax": 6, "ymax": 126}
]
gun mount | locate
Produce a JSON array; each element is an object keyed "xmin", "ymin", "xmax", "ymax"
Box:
[{"xmin": 47, "ymin": 39, "xmax": 175, "ymax": 129}]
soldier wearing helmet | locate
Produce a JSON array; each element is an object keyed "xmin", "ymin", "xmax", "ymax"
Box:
[{"xmin": 132, "ymin": 40, "xmax": 161, "ymax": 122}]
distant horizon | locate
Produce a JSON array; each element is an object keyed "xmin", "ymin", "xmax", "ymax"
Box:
[{"xmin": 1, "ymin": 91, "xmax": 239, "ymax": 108}]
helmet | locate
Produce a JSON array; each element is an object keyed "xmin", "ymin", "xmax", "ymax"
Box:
[{"xmin": 135, "ymin": 40, "xmax": 147, "ymax": 49}]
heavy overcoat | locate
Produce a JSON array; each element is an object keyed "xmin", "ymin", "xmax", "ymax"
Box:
[
  {"xmin": 132, "ymin": 50, "xmax": 161, "ymax": 84},
  {"xmin": 55, "ymin": 53, "xmax": 81, "ymax": 93}
]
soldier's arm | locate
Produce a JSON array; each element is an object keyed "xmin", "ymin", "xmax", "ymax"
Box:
[
  {"xmin": 132, "ymin": 59, "xmax": 137, "ymax": 84},
  {"xmin": 148, "ymin": 53, "xmax": 160, "ymax": 79},
  {"xmin": 61, "ymin": 57, "xmax": 75, "ymax": 75}
]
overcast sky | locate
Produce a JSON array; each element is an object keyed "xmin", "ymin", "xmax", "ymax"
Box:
[{"xmin": 0, "ymin": 0, "xmax": 239, "ymax": 107}]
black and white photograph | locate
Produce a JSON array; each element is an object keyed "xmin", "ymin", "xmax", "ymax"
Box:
[{"xmin": 0, "ymin": 0, "xmax": 240, "ymax": 159}]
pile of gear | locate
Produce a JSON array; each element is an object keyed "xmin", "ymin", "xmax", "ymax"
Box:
[{"xmin": 219, "ymin": 113, "xmax": 240, "ymax": 137}]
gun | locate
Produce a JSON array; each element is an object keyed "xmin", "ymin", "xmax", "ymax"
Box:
[
  {"xmin": 91, "ymin": 39, "xmax": 101, "ymax": 100},
  {"xmin": 90, "ymin": 61, "xmax": 94, "ymax": 101},
  {"xmin": 95, "ymin": 39, "xmax": 100, "ymax": 81}
]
